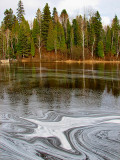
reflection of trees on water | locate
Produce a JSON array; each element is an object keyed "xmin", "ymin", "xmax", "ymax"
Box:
[
  {"xmin": 0, "ymin": 64, "xmax": 10, "ymax": 100},
  {"xmin": 0, "ymin": 62, "xmax": 120, "ymax": 108}
]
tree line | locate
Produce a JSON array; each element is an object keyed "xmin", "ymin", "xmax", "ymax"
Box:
[{"xmin": 0, "ymin": 0, "xmax": 120, "ymax": 60}]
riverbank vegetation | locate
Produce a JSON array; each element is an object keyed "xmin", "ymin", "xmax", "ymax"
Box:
[{"xmin": 0, "ymin": 0, "xmax": 120, "ymax": 61}]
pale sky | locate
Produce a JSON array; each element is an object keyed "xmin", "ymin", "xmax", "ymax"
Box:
[{"xmin": 0, "ymin": 0, "xmax": 120, "ymax": 26}]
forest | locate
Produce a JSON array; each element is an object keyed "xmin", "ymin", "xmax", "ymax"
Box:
[{"xmin": 0, "ymin": 0, "xmax": 120, "ymax": 61}]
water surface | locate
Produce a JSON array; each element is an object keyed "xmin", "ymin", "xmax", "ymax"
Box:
[{"xmin": 0, "ymin": 62, "xmax": 120, "ymax": 160}]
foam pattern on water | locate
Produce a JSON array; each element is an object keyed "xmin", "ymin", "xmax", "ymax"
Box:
[{"xmin": 0, "ymin": 111, "xmax": 120, "ymax": 160}]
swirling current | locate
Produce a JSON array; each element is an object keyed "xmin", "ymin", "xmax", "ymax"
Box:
[{"xmin": 0, "ymin": 111, "xmax": 120, "ymax": 160}]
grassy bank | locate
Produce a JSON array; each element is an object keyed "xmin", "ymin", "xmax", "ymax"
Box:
[
  {"xmin": 20, "ymin": 58, "xmax": 120, "ymax": 64},
  {"xmin": 19, "ymin": 51, "xmax": 120, "ymax": 64}
]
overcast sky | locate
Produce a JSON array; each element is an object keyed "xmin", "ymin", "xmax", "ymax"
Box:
[{"xmin": 0, "ymin": 0, "xmax": 120, "ymax": 25}]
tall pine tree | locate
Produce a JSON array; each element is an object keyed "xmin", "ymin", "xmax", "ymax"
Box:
[
  {"xmin": 97, "ymin": 41, "xmax": 104, "ymax": 58},
  {"xmin": 111, "ymin": 15, "xmax": 120, "ymax": 56},
  {"xmin": 4, "ymin": 8, "xmax": 15, "ymax": 30},
  {"xmin": 92, "ymin": 11, "xmax": 102, "ymax": 56},
  {"xmin": 57, "ymin": 22, "xmax": 66, "ymax": 51},
  {"xmin": 32, "ymin": 18, "xmax": 40, "ymax": 46},
  {"xmin": 41, "ymin": 3, "xmax": 51, "ymax": 46},
  {"xmin": 17, "ymin": 18, "xmax": 31, "ymax": 58},
  {"xmin": 76, "ymin": 15, "xmax": 83, "ymax": 47},
  {"xmin": 47, "ymin": 20, "xmax": 54, "ymax": 51},
  {"xmin": 31, "ymin": 38, "xmax": 35, "ymax": 58},
  {"xmin": 17, "ymin": 0, "xmax": 25, "ymax": 23},
  {"xmin": 105, "ymin": 26, "xmax": 112, "ymax": 55}
]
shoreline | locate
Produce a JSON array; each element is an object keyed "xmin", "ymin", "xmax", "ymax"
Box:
[
  {"xmin": 55, "ymin": 60, "xmax": 120, "ymax": 64},
  {"xmin": 1, "ymin": 59, "xmax": 120, "ymax": 64},
  {"xmin": 20, "ymin": 59, "xmax": 120, "ymax": 63}
]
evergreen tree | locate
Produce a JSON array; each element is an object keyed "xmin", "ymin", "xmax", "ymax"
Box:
[
  {"xmin": 47, "ymin": 21, "xmax": 59, "ymax": 54},
  {"xmin": 31, "ymin": 38, "xmax": 35, "ymax": 58},
  {"xmin": 66, "ymin": 19, "xmax": 71, "ymax": 49},
  {"xmin": 76, "ymin": 15, "xmax": 83, "ymax": 47},
  {"xmin": 17, "ymin": 24, "xmax": 27, "ymax": 57},
  {"xmin": 17, "ymin": 18, "xmax": 31, "ymax": 57},
  {"xmin": 42, "ymin": 3, "xmax": 51, "ymax": 46},
  {"xmin": 12, "ymin": 20, "xmax": 19, "ymax": 36},
  {"xmin": 92, "ymin": 11, "xmax": 102, "ymax": 56},
  {"xmin": 52, "ymin": 7, "xmax": 59, "ymax": 24},
  {"xmin": 105, "ymin": 26, "xmax": 111, "ymax": 55},
  {"xmin": 97, "ymin": 41, "xmax": 104, "ymax": 58},
  {"xmin": 88, "ymin": 20, "xmax": 95, "ymax": 57},
  {"xmin": 111, "ymin": 15, "xmax": 120, "ymax": 56},
  {"xmin": 1, "ymin": 3, "xmax": 120, "ymax": 60},
  {"xmin": 17, "ymin": 0, "xmax": 25, "ymax": 23},
  {"xmin": 72, "ymin": 19, "xmax": 79, "ymax": 46},
  {"xmin": 4, "ymin": 8, "xmax": 14, "ymax": 30},
  {"xmin": 47, "ymin": 20, "xmax": 54, "ymax": 51},
  {"xmin": 32, "ymin": 18, "xmax": 40, "ymax": 46},
  {"xmin": 57, "ymin": 22, "xmax": 66, "ymax": 51}
]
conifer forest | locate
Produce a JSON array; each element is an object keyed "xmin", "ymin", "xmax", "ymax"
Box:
[{"xmin": 0, "ymin": 0, "xmax": 120, "ymax": 61}]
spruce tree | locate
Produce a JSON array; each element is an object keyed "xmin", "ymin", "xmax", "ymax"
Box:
[
  {"xmin": 97, "ymin": 41, "xmax": 104, "ymax": 58},
  {"xmin": 92, "ymin": 11, "xmax": 102, "ymax": 56},
  {"xmin": 4, "ymin": 8, "xmax": 14, "ymax": 30},
  {"xmin": 111, "ymin": 15, "xmax": 119, "ymax": 56},
  {"xmin": 76, "ymin": 15, "xmax": 83, "ymax": 47},
  {"xmin": 17, "ymin": 0, "xmax": 25, "ymax": 23},
  {"xmin": 47, "ymin": 20, "xmax": 54, "ymax": 51},
  {"xmin": 57, "ymin": 22, "xmax": 66, "ymax": 51},
  {"xmin": 32, "ymin": 18, "xmax": 40, "ymax": 46},
  {"xmin": 42, "ymin": 3, "xmax": 51, "ymax": 46},
  {"xmin": 17, "ymin": 18, "xmax": 31, "ymax": 57},
  {"xmin": 72, "ymin": 19, "xmax": 78, "ymax": 46},
  {"xmin": 66, "ymin": 19, "xmax": 71, "ymax": 49},
  {"xmin": 31, "ymin": 38, "xmax": 35, "ymax": 58},
  {"xmin": 17, "ymin": 24, "xmax": 27, "ymax": 57},
  {"xmin": 105, "ymin": 26, "xmax": 111, "ymax": 55},
  {"xmin": 88, "ymin": 20, "xmax": 95, "ymax": 57}
]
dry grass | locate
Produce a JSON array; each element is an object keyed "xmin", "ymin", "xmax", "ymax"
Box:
[{"xmin": 55, "ymin": 60, "xmax": 120, "ymax": 64}]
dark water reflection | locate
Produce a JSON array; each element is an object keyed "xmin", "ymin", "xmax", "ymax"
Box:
[
  {"xmin": 0, "ymin": 62, "xmax": 120, "ymax": 160},
  {"xmin": 0, "ymin": 62, "xmax": 120, "ymax": 116}
]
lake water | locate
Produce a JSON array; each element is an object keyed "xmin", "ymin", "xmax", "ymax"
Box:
[{"xmin": 0, "ymin": 62, "xmax": 120, "ymax": 160}]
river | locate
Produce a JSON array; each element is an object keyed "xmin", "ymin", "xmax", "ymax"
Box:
[{"xmin": 0, "ymin": 62, "xmax": 120, "ymax": 160}]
